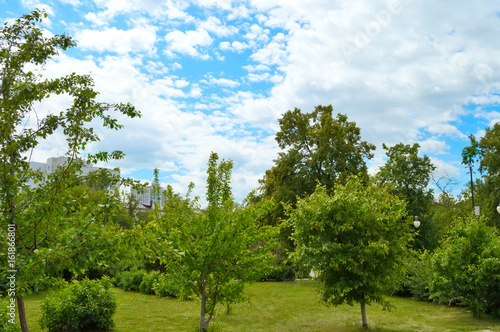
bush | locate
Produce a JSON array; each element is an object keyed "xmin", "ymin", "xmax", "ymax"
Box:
[
  {"xmin": 39, "ymin": 277, "xmax": 117, "ymax": 332},
  {"xmin": 153, "ymin": 274, "xmax": 182, "ymax": 298},
  {"xmin": 430, "ymin": 217, "xmax": 500, "ymax": 317},
  {"xmin": 262, "ymin": 265, "xmax": 296, "ymax": 281},
  {"xmin": 113, "ymin": 270, "xmax": 146, "ymax": 291},
  {"xmin": 406, "ymin": 252, "xmax": 433, "ymax": 301},
  {"xmin": 139, "ymin": 271, "xmax": 161, "ymax": 295},
  {"xmin": 0, "ymin": 306, "xmax": 21, "ymax": 332}
]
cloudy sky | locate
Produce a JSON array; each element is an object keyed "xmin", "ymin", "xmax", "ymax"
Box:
[{"xmin": 2, "ymin": 0, "xmax": 500, "ymax": 202}]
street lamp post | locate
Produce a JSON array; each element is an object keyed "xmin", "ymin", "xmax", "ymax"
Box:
[
  {"xmin": 494, "ymin": 188, "xmax": 500, "ymax": 214},
  {"xmin": 413, "ymin": 215, "xmax": 425, "ymax": 249}
]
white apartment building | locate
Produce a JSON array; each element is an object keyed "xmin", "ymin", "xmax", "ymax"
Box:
[
  {"xmin": 130, "ymin": 181, "xmax": 164, "ymax": 209},
  {"xmin": 26, "ymin": 156, "xmax": 119, "ymax": 190}
]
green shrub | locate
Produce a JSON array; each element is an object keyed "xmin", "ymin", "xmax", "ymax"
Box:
[
  {"xmin": 406, "ymin": 252, "xmax": 433, "ymax": 301},
  {"xmin": 154, "ymin": 274, "xmax": 183, "ymax": 298},
  {"xmin": 263, "ymin": 265, "xmax": 296, "ymax": 281},
  {"xmin": 430, "ymin": 217, "xmax": 500, "ymax": 317},
  {"xmin": 139, "ymin": 271, "xmax": 161, "ymax": 295},
  {"xmin": 0, "ymin": 305, "xmax": 21, "ymax": 332},
  {"xmin": 113, "ymin": 270, "xmax": 146, "ymax": 291},
  {"xmin": 39, "ymin": 277, "xmax": 117, "ymax": 332}
]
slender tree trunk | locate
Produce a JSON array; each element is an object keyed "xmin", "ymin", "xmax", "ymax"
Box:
[
  {"xmin": 199, "ymin": 280, "xmax": 207, "ymax": 332},
  {"xmin": 360, "ymin": 301, "xmax": 368, "ymax": 328},
  {"xmin": 17, "ymin": 296, "xmax": 30, "ymax": 332}
]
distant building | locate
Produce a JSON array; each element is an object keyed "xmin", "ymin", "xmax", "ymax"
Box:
[
  {"xmin": 26, "ymin": 156, "xmax": 119, "ymax": 190},
  {"xmin": 130, "ymin": 181, "xmax": 163, "ymax": 209}
]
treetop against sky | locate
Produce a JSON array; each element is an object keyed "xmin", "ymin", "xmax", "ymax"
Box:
[{"xmin": 2, "ymin": 1, "xmax": 499, "ymax": 201}]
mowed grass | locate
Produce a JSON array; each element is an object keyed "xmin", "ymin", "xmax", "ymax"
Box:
[{"xmin": 11, "ymin": 280, "xmax": 500, "ymax": 331}]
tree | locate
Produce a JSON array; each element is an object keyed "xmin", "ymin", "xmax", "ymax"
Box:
[
  {"xmin": 0, "ymin": 10, "xmax": 139, "ymax": 331},
  {"xmin": 259, "ymin": 106, "xmax": 375, "ymax": 278},
  {"xmin": 430, "ymin": 217, "xmax": 500, "ymax": 317},
  {"xmin": 261, "ymin": 105, "xmax": 375, "ymax": 221},
  {"xmin": 149, "ymin": 152, "xmax": 277, "ymax": 332},
  {"xmin": 462, "ymin": 126, "xmax": 500, "ymax": 227},
  {"xmin": 376, "ymin": 143, "xmax": 435, "ymax": 249},
  {"xmin": 288, "ymin": 176, "xmax": 413, "ymax": 328}
]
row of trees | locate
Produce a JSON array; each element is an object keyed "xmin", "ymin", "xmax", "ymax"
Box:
[{"xmin": 2, "ymin": 9, "xmax": 500, "ymax": 332}]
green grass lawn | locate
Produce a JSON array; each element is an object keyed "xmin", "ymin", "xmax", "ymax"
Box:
[{"xmin": 10, "ymin": 280, "xmax": 500, "ymax": 331}]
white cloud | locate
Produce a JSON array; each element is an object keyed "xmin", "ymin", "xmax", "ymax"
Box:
[
  {"xmin": 250, "ymin": 32, "xmax": 288, "ymax": 66},
  {"xmin": 243, "ymin": 64, "xmax": 271, "ymax": 72},
  {"xmin": 219, "ymin": 40, "xmax": 252, "ymax": 53},
  {"xmin": 76, "ymin": 25, "xmax": 157, "ymax": 54},
  {"xmin": 198, "ymin": 16, "xmax": 238, "ymax": 37},
  {"xmin": 165, "ymin": 29, "xmax": 213, "ymax": 59},
  {"xmin": 208, "ymin": 77, "xmax": 240, "ymax": 88},
  {"xmin": 418, "ymin": 138, "xmax": 450, "ymax": 155},
  {"xmin": 85, "ymin": 0, "xmax": 193, "ymax": 25}
]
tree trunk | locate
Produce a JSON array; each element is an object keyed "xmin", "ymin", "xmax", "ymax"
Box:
[
  {"xmin": 360, "ymin": 301, "xmax": 368, "ymax": 328},
  {"xmin": 17, "ymin": 296, "xmax": 30, "ymax": 332},
  {"xmin": 199, "ymin": 280, "xmax": 208, "ymax": 332}
]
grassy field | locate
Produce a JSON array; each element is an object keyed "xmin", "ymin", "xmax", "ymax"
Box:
[{"xmin": 9, "ymin": 280, "xmax": 500, "ymax": 331}]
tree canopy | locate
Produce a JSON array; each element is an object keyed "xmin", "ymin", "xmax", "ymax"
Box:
[
  {"xmin": 462, "ymin": 125, "xmax": 500, "ymax": 227},
  {"xmin": 261, "ymin": 105, "xmax": 375, "ymax": 217}
]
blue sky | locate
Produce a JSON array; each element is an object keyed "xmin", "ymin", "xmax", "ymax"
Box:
[{"xmin": 2, "ymin": 0, "xmax": 500, "ymax": 203}]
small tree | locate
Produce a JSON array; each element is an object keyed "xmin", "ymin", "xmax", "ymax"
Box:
[
  {"xmin": 0, "ymin": 10, "xmax": 139, "ymax": 331},
  {"xmin": 153, "ymin": 152, "xmax": 277, "ymax": 331},
  {"xmin": 288, "ymin": 176, "xmax": 413, "ymax": 328}
]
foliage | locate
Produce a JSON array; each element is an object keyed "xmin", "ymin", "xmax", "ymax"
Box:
[
  {"xmin": 404, "ymin": 252, "xmax": 433, "ymax": 301},
  {"xmin": 288, "ymin": 176, "xmax": 413, "ymax": 328},
  {"xmin": 0, "ymin": 306, "xmax": 22, "ymax": 331},
  {"xmin": 430, "ymin": 217, "xmax": 500, "ymax": 317},
  {"xmin": 260, "ymin": 105, "xmax": 375, "ymax": 223},
  {"xmin": 462, "ymin": 125, "xmax": 500, "ymax": 227},
  {"xmin": 39, "ymin": 278, "xmax": 117, "ymax": 332},
  {"xmin": 0, "ymin": 9, "xmax": 139, "ymax": 330},
  {"xmin": 376, "ymin": 143, "xmax": 435, "ymax": 248},
  {"xmin": 151, "ymin": 152, "xmax": 278, "ymax": 331},
  {"xmin": 139, "ymin": 271, "xmax": 162, "ymax": 295},
  {"xmin": 153, "ymin": 274, "xmax": 185, "ymax": 299},
  {"xmin": 112, "ymin": 270, "xmax": 147, "ymax": 292}
]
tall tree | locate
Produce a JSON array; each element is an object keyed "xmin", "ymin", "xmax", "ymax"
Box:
[
  {"xmin": 288, "ymin": 176, "xmax": 413, "ymax": 328},
  {"xmin": 376, "ymin": 143, "xmax": 435, "ymax": 248},
  {"xmin": 261, "ymin": 105, "xmax": 375, "ymax": 220},
  {"xmin": 150, "ymin": 153, "xmax": 277, "ymax": 332},
  {"xmin": 462, "ymin": 125, "xmax": 500, "ymax": 227},
  {"xmin": 0, "ymin": 10, "xmax": 139, "ymax": 331}
]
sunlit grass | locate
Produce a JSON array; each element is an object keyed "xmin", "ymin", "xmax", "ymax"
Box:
[{"xmin": 10, "ymin": 280, "xmax": 500, "ymax": 331}]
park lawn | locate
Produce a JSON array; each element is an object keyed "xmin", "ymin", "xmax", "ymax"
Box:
[{"xmin": 9, "ymin": 280, "xmax": 500, "ymax": 331}]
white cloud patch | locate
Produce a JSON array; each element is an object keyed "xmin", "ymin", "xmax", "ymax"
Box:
[
  {"xmin": 207, "ymin": 77, "xmax": 240, "ymax": 88},
  {"xmin": 418, "ymin": 138, "xmax": 450, "ymax": 155},
  {"xmin": 198, "ymin": 16, "xmax": 238, "ymax": 37},
  {"xmin": 219, "ymin": 40, "xmax": 252, "ymax": 53},
  {"xmin": 76, "ymin": 25, "xmax": 157, "ymax": 54},
  {"xmin": 165, "ymin": 29, "xmax": 213, "ymax": 59}
]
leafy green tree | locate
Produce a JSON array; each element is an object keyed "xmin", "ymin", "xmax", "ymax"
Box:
[
  {"xmin": 462, "ymin": 125, "xmax": 500, "ymax": 227},
  {"xmin": 259, "ymin": 105, "xmax": 375, "ymax": 278},
  {"xmin": 288, "ymin": 176, "xmax": 413, "ymax": 328},
  {"xmin": 0, "ymin": 10, "xmax": 139, "ymax": 331},
  {"xmin": 376, "ymin": 143, "xmax": 435, "ymax": 249},
  {"xmin": 376, "ymin": 143, "xmax": 435, "ymax": 213},
  {"xmin": 430, "ymin": 217, "xmax": 500, "ymax": 317},
  {"xmin": 261, "ymin": 105, "xmax": 375, "ymax": 221},
  {"xmin": 150, "ymin": 153, "xmax": 277, "ymax": 331}
]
